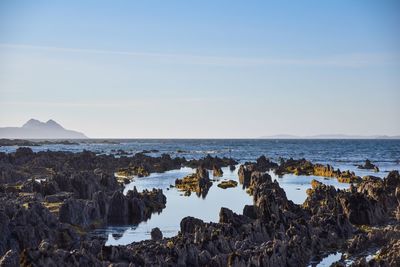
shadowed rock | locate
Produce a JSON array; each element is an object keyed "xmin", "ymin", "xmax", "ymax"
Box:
[{"xmin": 151, "ymin": 227, "xmax": 163, "ymax": 241}]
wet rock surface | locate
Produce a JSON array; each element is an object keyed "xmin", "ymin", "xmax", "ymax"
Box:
[
  {"xmin": 0, "ymin": 149, "xmax": 399, "ymax": 266},
  {"xmin": 217, "ymin": 180, "xmax": 238, "ymax": 189},
  {"xmin": 175, "ymin": 167, "xmax": 212, "ymax": 197},
  {"xmin": 212, "ymin": 165, "xmax": 224, "ymax": 177},
  {"xmin": 275, "ymin": 158, "xmax": 362, "ymax": 183}
]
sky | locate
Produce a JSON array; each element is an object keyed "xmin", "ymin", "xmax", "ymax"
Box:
[{"xmin": 0, "ymin": 0, "xmax": 399, "ymax": 138}]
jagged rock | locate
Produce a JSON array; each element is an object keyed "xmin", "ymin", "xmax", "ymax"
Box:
[
  {"xmin": 0, "ymin": 149, "xmax": 186, "ymax": 186},
  {"xmin": 374, "ymin": 239, "xmax": 400, "ymax": 266},
  {"xmin": 44, "ymin": 192, "xmax": 74, "ymax": 203},
  {"xmin": 180, "ymin": 216, "xmax": 204, "ymax": 234},
  {"xmin": 339, "ymin": 192, "xmax": 387, "ymax": 225},
  {"xmin": 185, "ymin": 154, "xmax": 237, "ymax": 169},
  {"xmin": 107, "ymin": 191, "xmax": 128, "ymax": 224},
  {"xmin": 212, "ymin": 165, "xmax": 223, "ymax": 177},
  {"xmin": 255, "ymin": 155, "xmax": 279, "ymax": 171},
  {"xmin": 59, "ymin": 198, "xmax": 102, "ymax": 228},
  {"xmin": 175, "ymin": 167, "xmax": 212, "ymax": 198},
  {"xmin": 237, "ymin": 157, "xmax": 277, "ymax": 188},
  {"xmin": 1, "ymin": 150, "xmax": 400, "ymax": 267},
  {"xmin": 151, "ymin": 227, "xmax": 163, "ymax": 241},
  {"xmin": 58, "ymin": 187, "xmax": 166, "ymax": 229},
  {"xmin": 238, "ymin": 164, "xmax": 255, "ymax": 187},
  {"xmin": 219, "ymin": 207, "xmax": 251, "ymax": 226},
  {"xmin": 243, "ymin": 205, "xmax": 257, "ymax": 219}
]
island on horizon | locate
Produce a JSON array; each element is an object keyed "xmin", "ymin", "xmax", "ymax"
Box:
[{"xmin": 0, "ymin": 119, "xmax": 87, "ymax": 139}]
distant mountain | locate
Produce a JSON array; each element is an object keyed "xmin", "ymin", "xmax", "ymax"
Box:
[
  {"xmin": 260, "ymin": 134, "xmax": 400, "ymax": 139},
  {"xmin": 0, "ymin": 119, "xmax": 88, "ymax": 139}
]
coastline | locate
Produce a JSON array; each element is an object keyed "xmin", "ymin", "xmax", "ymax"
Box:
[{"xmin": 0, "ymin": 145, "xmax": 399, "ymax": 266}]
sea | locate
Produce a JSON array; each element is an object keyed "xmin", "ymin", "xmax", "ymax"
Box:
[{"xmin": 1, "ymin": 139, "xmax": 399, "ymax": 265}]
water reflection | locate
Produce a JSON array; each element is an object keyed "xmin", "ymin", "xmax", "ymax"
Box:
[
  {"xmin": 96, "ymin": 164, "xmax": 366, "ymax": 245},
  {"xmin": 101, "ymin": 166, "xmax": 253, "ymax": 245},
  {"xmin": 269, "ymin": 171, "xmax": 350, "ymax": 204},
  {"xmin": 309, "ymin": 252, "xmax": 343, "ymax": 267}
]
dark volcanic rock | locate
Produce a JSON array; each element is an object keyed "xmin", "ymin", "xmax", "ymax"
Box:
[
  {"xmin": 0, "ymin": 197, "xmax": 79, "ymax": 257},
  {"xmin": 238, "ymin": 164, "xmax": 254, "ymax": 188},
  {"xmin": 107, "ymin": 191, "xmax": 128, "ymax": 224},
  {"xmin": 180, "ymin": 216, "xmax": 205, "ymax": 234},
  {"xmin": 255, "ymin": 155, "xmax": 279, "ymax": 171},
  {"xmin": 59, "ymin": 188, "xmax": 166, "ymax": 228},
  {"xmin": 151, "ymin": 227, "xmax": 163, "ymax": 241},
  {"xmin": 59, "ymin": 198, "xmax": 102, "ymax": 228},
  {"xmin": 1, "ymin": 150, "xmax": 399, "ymax": 267},
  {"xmin": 219, "ymin": 207, "xmax": 251, "ymax": 227},
  {"xmin": 339, "ymin": 192, "xmax": 387, "ymax": 225},
  {"xmin": 0, "ymin": 148, "xmax": 186, "ymax": 185},
  {"xmin": 185, "ymin": 154, "xmax": 237, "ymax": 170},
  {"xmin": 357, "ymin": 159, "xmax": 379, "ymax": 172}
]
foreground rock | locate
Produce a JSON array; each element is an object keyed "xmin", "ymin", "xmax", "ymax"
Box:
[
  {"xmin": 1, "ymin": 149, "xmax": 399, "ymax": 266},
  {"xmin": 151, "ymin": 227, "xmax": 163, "ymax": 241},
  {"xmin": 10, "ymin": 171, "xmax": 400, "ymax": 266}
]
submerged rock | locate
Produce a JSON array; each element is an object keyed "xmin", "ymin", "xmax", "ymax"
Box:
[
  {"xmin": 217, "ymin": 180, "xmax": 238, "ymax": 189},
  {"xmin": 357, "ymin": 159, "xmax": 379, "ymax": 172},
  {"xmin": 275, "ymin": 158, "xmax": 361, "ymax": 183},
  {"xmin": 116, "ymin": 166, "xmax": 149, "ymax": 177}
]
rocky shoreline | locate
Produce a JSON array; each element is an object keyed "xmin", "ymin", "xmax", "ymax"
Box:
[{"xmin": 0, "ymin": 148, "xmax": 399, "ymax": 266}]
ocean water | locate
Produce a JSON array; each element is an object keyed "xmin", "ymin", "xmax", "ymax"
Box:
[
  {"xmin": 2, "ymin": 139, "xmax": 399, "ymax": 172},
  {"xmin": 2, "ymin": 139, "xmax": 400, "ymax": 249}
]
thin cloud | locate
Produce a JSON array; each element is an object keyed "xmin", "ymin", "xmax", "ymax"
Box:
[
  {"xmin": 0, "ymin": 43, "xmax": 398, "ymax": 68},
  {"xmin": 0, "ymin": 97, "xmax": 221, "ymax": 109}
]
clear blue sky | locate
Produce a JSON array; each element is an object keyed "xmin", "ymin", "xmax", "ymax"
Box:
[{"xmin": 0, "ymin": 0, "xmax": 399, "ymax": 138}]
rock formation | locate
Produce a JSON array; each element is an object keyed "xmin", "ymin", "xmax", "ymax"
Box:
[{"xmin": 175, "ymin": 167, "xmax": 212, "ymax": 198}]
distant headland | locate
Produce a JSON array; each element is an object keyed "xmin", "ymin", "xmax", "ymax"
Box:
[{"xmin": 0, "ymin": 119, "xmax": 87, "ymax": 139}]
